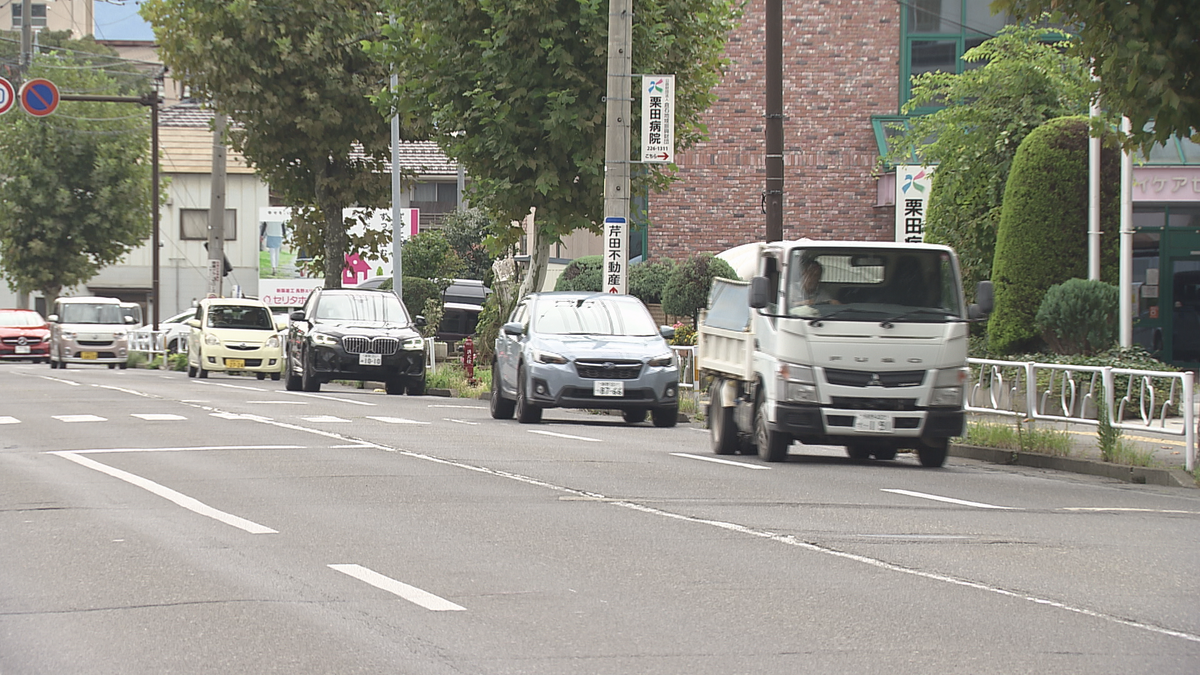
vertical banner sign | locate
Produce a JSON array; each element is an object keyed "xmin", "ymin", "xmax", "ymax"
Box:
[
  {"xmin": 605, "ymin": 216, "xmax": 628, "ymax": 294},
  {"xmin": 641, "ymin": 75, "xmax": 675, "ymax": 163},
  {"xmin": 0, "ymin": 77, "xmax": 15, "ymax": 115},
  {"xmin": 895, "ymin": 165, "xmax": 934, "ymax": 242}
]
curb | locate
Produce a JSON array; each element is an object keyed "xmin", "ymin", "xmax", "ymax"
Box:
[{"xmin": 950, "ymin": 443, "xmax": 1197, "ymax": 489}]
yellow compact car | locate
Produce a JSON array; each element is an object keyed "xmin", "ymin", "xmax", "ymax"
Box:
[{"xmin": 186, "ymin": 298, "xmax": 285, "ymax": 380}]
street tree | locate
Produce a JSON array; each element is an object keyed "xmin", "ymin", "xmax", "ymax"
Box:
[
  {"xmin": 0, "ymin": 42, "xmax": 157, "ymax": 305},
  {"xmin": 995, "ymin": 0, "xmax": 1200, "ymax": 152},
  {"xmin": 142, "ymin": 0, "xmax": 420, "ymax": 287},
  {"xmin": 365, "ymin": 0, "xmax": 741, "ymax": 296},
  {"xmin": 884, "ymin": 23, "xmax": 1094, "ymax": 297}
]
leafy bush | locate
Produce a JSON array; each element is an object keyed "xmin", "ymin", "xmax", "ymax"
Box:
[
  {"xmin": 629, "ymin": 258, "xmax": 676, "ymax": 305},
  {"xmin": 669, "ymin": 321, "xmax": 696, "ymax": 346},
  {"xmin": 1034, "ymin": 278, "xmax": 1119, "ymax": 355},
  {"xmin": 988, "ymin": 116, "xmax": 1120, "ymax": 354},
  {"xmin": 380, "ymin": 276, "xmax": 440, "ymax": 321},
  {"xmin": 439, "ymin": 207, "xmax": 497, "ymax": 281},
  {"xmin": 662, "ymin": 253, "xmax": 739, "ymax": 326},
  {"xmin": 554, "ymin": 255, "xmax": 603, "ymax": 292}
]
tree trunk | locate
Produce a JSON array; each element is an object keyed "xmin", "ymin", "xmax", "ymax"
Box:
[
  {"xmin": 517, "ymin": 209, "xmax": 549, "ymax": 299},
  {"xmin": 314, "ymin": 156, "xmax": 348, "ymax": 289}
]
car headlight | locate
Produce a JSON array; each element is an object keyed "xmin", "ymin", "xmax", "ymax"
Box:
[
  {"xmin": 312, "ymin": 333, "xmax": 339, "ymax": 346},
  {"xmin": 402, "ymin": 337, "xmax": 425, "ymax": 350},
  {"xmin": 648, "ymin": 352, "xmax": 674, "ymax": 367},
  {"xmin": 266, "ymin": 335, "xmax": 280, "ymax": 349},
  {"xmin": 534, "ymin": 349, "xmax": 568, "ymax": 364},
  {"xmin": 204, "ymin": 333, "xmax": 221, "ymax": 346},
  {"xmin": 61, "ymin": 331, "xmax": 76, "ymax": 340}
]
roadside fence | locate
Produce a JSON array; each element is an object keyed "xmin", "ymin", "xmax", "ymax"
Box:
[
  {"xmin": 671, "ymin": 345, "xmax": 698, "ymax": 391},
  {"xmin": 966, "ymin": 358, "xmax": 1196, "ymax": 472}
]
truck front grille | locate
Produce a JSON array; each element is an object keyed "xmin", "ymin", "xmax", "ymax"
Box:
[
  {"xmin": 824, "ymin": 368, "xmax": 925, "ymax": 388},
  {"xmin": 829, "ymin": 396, "xmax": 918, "ymax": 411}
]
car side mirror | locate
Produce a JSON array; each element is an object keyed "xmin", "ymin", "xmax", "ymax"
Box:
[
  {"xmin": 969, "ymin": 280, "xmax": 994, "ymax": 320},
  {"xmin": 660, "ymin": 325, "xmax": 676, "ymax": 340},
  {"xmin": 289, "ymin": 310, "xmax": 306, "ymax": 322},
  {"xmin": 503, "ymin": 321, "xmax": 524, "ymax": 337},
  {"xmin": 749, "ymin": 276, "xmax": 770, "ymax": 309},
  {"xmin": 47, "ymin": 314, "xmax": 59, "ymax": 323},
  {"xmin": 186, "ymin": 319, "xmax": 200, "ymax": 328},
  {"xmin": 414, "ymin": 314, "xmax": 427, "ymax": 328},
  {"xmin": 125, "ymin": 316, "xmax": 138, "ymax": 324}
]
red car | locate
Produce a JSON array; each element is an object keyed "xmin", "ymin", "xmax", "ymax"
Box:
[{"xmin": 0, "ymin": 309, "xmax": 51, "ymax": 363}]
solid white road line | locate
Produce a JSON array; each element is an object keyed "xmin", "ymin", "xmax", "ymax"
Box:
[
  {"xmin": 428, "ymin": 404, "xmax": 485, "ymax": 409},
  {"xmin": 366, "ymin": 416, "xmax": 431, "ymax": 425},
  {"xmin": 194, "ymin": 381, "xmax": 267, "ymax": 392},
  {"xmin": 445, "ymin": 419, "xmax": 480, "ymax": 426},
  {"xmin": 68, "ymin": 445, "xmax": 304, "ymax": 455},
  {"xmin": 670, "ymin": 453, "xmax": 771, "ymax": 470},
  {"xmin": 882, "ymin": 489, "xmax": 1016, "ymax": 510},
  {"xmin": 328, "ymin": 564, "xmax": 465, "ymax": 611},
  {"xmin": 97, "ymin": 384, "xmax": 152, "ymax": 398},
  {"xmin": 283, "ymin": 391, "xmax": 377, "ymax": 406},
  {"xmin": 39, "ymin": 376, "xmax": 80, "ymax": 386},
  {"xmin": 0, "ymin": 416, "xmax": 19, "ymax": 424},
  {"xmin": 131, "ymin": 414, "xmax": 187, "ymax": 421},
  {"xmin": 52, "ymin": 451, "xmax": 277, "ymax": 534},
  {"xmin": 527, "ymin": 429, "xmax": 602, "ymax": 443},
  {"xmin": 52, "ymin": 415, "xmax": 107, "ymax": 423}
]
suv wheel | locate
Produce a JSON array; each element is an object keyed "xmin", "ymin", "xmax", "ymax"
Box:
[
  {"xmin": 489, "ymin": 364, "xmax": 515, "ymax": 419},
  {"xmin": 622, "ymin": 408, "xmax": 647, "ymax": 424},
  {"xmin": 300, "ymin": 349, "xmax": 320, "ymax": 392},
  {"xmin": 406, "ymin": 377, "xmax": 426, "ymax": 396},
  {"xmin": 385, "ymin": 377, "xmax": 405, "ymax": 395},
  {"xmin": 651, "ymin": 406, "xmax": 678, "ymax": 428},
  {"xmin": 515, "ymin": 366, "xmax": 542, "ymax": 424}
]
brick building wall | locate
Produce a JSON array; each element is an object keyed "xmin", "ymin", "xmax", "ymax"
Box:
[{"xmin": 648, "ymin": 0, "xmax": 901, "ymax": 259}]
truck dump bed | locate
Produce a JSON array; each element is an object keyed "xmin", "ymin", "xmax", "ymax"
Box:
[{"xmin": 696, "ymin": 278, "xmax": 754, "ymax": 381}]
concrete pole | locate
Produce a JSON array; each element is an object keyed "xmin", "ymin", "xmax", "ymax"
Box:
[
  {"xmin": 602, "ymin": 0, "xmax": 632, "ymax": 294},
  {"xmin": 1087, "ymin": 99, "xmax": 1101, "ymax": 281},
  {"xmin": 391, "ymin": 72, "xmax": 403, "ymax": 301},
  {"xmin": 1119, "ymin": 117, "xmax": 1133, "ymax": 348},
  {"xmin": 207, "ymin": 112, "xmax": 227, "ymax": 298},
  {"xmin": 20, "ymin": 0, "xmax": 32, "ymax": 71}
]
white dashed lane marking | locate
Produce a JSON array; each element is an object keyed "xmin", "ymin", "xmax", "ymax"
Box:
[
  {"xmin": 329, "ymin": 564, "xmax": 465, "ymax": 611},
  {"xmin": 131, "ymin": 414, "xmax": 187, "ymax": 421},
  {"xmin": 366, "ymin": 416, "xmax": 431, "ymax": 425},
  {"xmin": 0, "ymin": 416, "xmax": 19, "ymax": 424},
  {"xmin": 300, "ymin": 416, "xmax": 351, "ymax": 423},
  {"xmin": 52, "ymin": 415, "xmax": 107, "ymax": 423}
]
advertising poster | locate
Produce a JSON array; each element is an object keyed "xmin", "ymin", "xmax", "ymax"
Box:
[{"xmin": 895, "ymin": 165, "xmax": 935, "ymax": 243}]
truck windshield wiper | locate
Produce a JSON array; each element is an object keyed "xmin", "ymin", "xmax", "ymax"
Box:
[
  {"xmin": 879, "ymin": 308, "xmax": 960, "ymax": 328},
  {"xmin": 806, "ymin": 306, "xmax": 875, "ymax": 327}
]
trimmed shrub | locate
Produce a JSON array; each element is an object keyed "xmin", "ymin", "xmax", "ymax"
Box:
[
  {"xmin": 662, "ymin": 253, "xmax": 739, "ymax": 326},
  {"xmin": 381, "ymin": 276, "xmax": 440, "ymax": 320},
  {"xmin": 629, "ymin": 258, "xmax": 677, "ymax": 305},
  {"xmin": 1035, "ymin": 278, "xmax": 1119, "ymax": 355},
  {"xmin": 988, "ymin": 116, "xmax": 1120, "ymax": 354},
  {"xmin": 554, "ymin": 255, "xmax": 603, "ymax": 292}
]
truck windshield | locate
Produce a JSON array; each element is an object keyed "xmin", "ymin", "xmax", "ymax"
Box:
[{"xmin": 785, "ymin": 249, "xmax": 963, "ymax": 321}]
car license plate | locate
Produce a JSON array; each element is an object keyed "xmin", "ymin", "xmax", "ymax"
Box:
[
  {"xmin": 594, "ymin": 380, "xmax": 624, "ymax": 397},
  {"xmin": 359, "ymin": 353, "xmax": 382, "ymax": 366},
  {"xmin": 15, "ymin": 345, "xmax": 30, "ymax": 354},
  {"xmin": 854, "ymin": 413, "xmax": 892, "ymax": 433},
  {"xmin": 225, "ymin": 358, "xmax": 246, "ymax": 369},
  {"xmin": 81, "ymin": 351, "xmax": 98, "ymax": 360}
]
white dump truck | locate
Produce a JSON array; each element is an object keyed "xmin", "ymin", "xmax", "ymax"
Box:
[{"xmin": 698, "ymin": 239, "xmax": 992, "ymax": 467}]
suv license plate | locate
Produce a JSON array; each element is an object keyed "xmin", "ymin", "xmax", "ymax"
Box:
[
  {"xmin": 854, "ymin": 413, "xmax": 892, "ymax": 433},
  {"xmin": 81, "ymin": 351, "xmax": 98, "ymax": 360},
  {"xmin": 225, "ymin": 358, "xmax": 246, "ymax": 369},
  {"xmin": 594, "ymin": 380, "xmax": 624, "ymax": 397},
  {"xmin": 359, "ymin": 353, "xmax": 382, "ymax": 366}
]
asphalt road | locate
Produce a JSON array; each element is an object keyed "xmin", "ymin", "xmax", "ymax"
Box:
[{"xmin": 2, "ymin": 362, "xmax": 1198, "ymax": 674}]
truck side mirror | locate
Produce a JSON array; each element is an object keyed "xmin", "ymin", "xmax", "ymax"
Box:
[
  {"xmin": 969, "ymin": 280, "xmax": 994, "ymax": 320},
  {"xmin": 749, "ymin": 276, "xmax": 770, "ymax": 309}
]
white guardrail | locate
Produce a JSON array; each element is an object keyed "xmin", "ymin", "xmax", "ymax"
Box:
[
  {"xmin": 671, "ymin": 345, "xmax": 698, "ymax": 391},
  {"xmin": 129, "ymin": 328, "xmax": 167, "ymax": 357},
  {"xmin": 967, "ymin": 358, "xmax": 1197, "ymax": 472}
]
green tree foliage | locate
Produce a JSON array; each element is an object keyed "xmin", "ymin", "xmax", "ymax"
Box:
[
  {"xmin": 439, "ymin": 208, "xmax": 499, "ymax": 281},
  {"xmin": 629, "ymin": 258, "xmax": 677, "ymax": 306},
  {"xmin": 662, "ymin": 253, "xmax": 738, "ymax": 327},
  {"xmin": 884, "ymin": 23, "xmax": 1094, "ymax": 299},
  {"xmin": 995, "ymin": 0, "xmax": 1200, "ymax": 152},
  {"xmin": 988, "ymin": 117, "xmax": 1120, "ymax": 355},
  {"xmin": 0, "ymin": 41, "xmax": 158, "ymax": 304},
  {"xmin": 142, "ymin": 0, "xmax": 418, "ymax": 287},
  {"xmin": 379, "ymin": 276, "xmax": 440, "ymax": 323},
  {"xmin": 554, "ymin": 256, "xmax": 603, "ymax": 293},
  {"xmin": 401, "ymin": 230, "xmax": 466, "ymax": 287},
  {"xmin": 365, "ymin": 0, "xmax": 741, "ymax": 290},
  {"xmin": 1034, "ymin": 278, "xmax": 1119, "ymax": 356}
]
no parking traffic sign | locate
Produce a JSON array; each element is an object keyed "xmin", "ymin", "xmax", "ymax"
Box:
[
  {"xmin": 0, "ymin": 77, "xmax": 14, "ymax": 115},
  {"xmin": 18, "ymin": 78, "xmax": 59, "ymax": 117}
]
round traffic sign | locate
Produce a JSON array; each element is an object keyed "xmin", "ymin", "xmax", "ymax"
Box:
[
  {"xmin": 19, "ymin": 78, "xmax": 60, "ymax": 117},
  {"xmin": 0, "ymin": 77, "xmax": 14, "ymax": 115}
]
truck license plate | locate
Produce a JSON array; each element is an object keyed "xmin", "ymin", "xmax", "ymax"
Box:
[
  {"xmin": 594, "ymin": 380, "xmax": 624, "ymax": 397},
  {"xmin": 854, "ymin": 413, "xmax": 892, "ymax": 433},
  {"xmin": 81, "ymin": 351, "xmax": 98, "ymax": 360},
  {"xmin": 359, "ymin": 353, "xmax": 382, "ymax": 366},
  {"xmin": 225, "ymin": 358, "xmax": 246, "ymax": 369}
]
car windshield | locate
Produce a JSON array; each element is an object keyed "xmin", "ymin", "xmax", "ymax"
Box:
[
  {"xmin": 315, "ymin": 292, "xmax": 411, "ymax": 324},
  {"xmin": 60, "ymin": 303, "xmax": 124, "ymax": 324},
  {"xmin": 0, "ymin": 312, "xmax": 45, "ymax": 328},
  {"xmin": 785, "ymin": 248, "xmax": 964, "ymax": 322},
  {"xmin": 533, "ymin": 297, "xmax": 658, "ymax": 336},
  {"xmin": 205, "ymin": 305, "xmax": 276, "ymax": 330}
]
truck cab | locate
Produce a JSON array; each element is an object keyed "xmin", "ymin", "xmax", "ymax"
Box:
[{"xmin": 700, "ymin": 240, "xmax": 991, "ymax": 467}]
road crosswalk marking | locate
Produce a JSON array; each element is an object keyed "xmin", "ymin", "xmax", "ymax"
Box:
[
  {"xmin": 131, "ymin": 414, "xmax": 187, "ymax": 421},
  {"xmin": 0, "ymin": 416, "xmax": 19, "ymax": 424},
  {"xmin": 300, "ymin": 415, "xmax": 351, "ymax": 423},
  {"xmin": 365, "ymin": 416, "xmax": 430, "ymax": 425},
  {"xmin": 52, "ymin": 415, "xmax": 107, "ymax": 423}
]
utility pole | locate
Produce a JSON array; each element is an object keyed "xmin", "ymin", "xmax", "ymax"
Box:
[
  {"xmin": 207, "ymin": 112, "xmax": 227, "ymax": 298},
  {"xmin": 764, "ymin": 0, "xmax": 784, "ymax": 243},
  {"xmin": 602, "ymin": 0, "xmax": 633, "ymax": 294},
  {"xmin": 20, "ymin": 0, "xmax": 32, "ymax": 72}
]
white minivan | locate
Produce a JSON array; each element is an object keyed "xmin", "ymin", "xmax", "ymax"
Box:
[{"xmin": 47, "ymin": 296, "xmax": 135, "ymax": 369}]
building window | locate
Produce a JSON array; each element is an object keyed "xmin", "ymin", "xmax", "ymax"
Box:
[
  {"xmin": 180, "ymin": 209, "xmax": 237, "ymax": 241},
  {"xmin": 414, "ymin": 182, "xmax": 458, "ymax": 205},
  {"xmin": 11, "ymin": 3, "xmax": 48, "ymax": 28},
  {"xmin": 901, "ymin": 0, "xmax": 1015, "ymax": 110}
]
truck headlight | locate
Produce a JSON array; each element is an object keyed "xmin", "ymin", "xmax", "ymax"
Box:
[
  {"xmin": 312, "ymin": 333, "xmax": 339, "ymax": 346},
  {"xmin": 534, "ymin": 349, "xmax": 568, "ymax": 364},
  {"xmin": 930, "ymin": 386, "xmax": 963, "ymax": 407},
  {"xmin": 785, "ymin": 382, "xmax": 819, "ymax": 403},
  {"xmin": 778, "ymin": 362, "xmax": 817, "ymax": 403},
  {"xmin": 934, "ymin": 367, "xmax": 968, "ymax": 387}
]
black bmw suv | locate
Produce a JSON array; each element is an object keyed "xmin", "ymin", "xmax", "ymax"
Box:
[{"xmin": 285, "ymin": 288, "xmax": 427, "ymax": 395}]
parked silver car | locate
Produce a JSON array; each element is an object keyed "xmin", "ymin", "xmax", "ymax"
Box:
[{"xmin": 490, "ymin": 292, "xmax": 679, "ymax": 426}]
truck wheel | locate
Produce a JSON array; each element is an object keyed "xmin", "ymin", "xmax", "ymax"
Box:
[
  {"xmin": 515, "ymin": 366, "xmax": 542, "ymax": 424},
  {"xmin": 917, "ymin": 438, "xmax": 948, "ymax": 468},
  {"xmin": 710, "ymin": 383, "xmax": 738, "ymax": 455},
  {"xmin": 622, "ymin": 408, "xmax": 647, "ymax": 424},
  {"xmin": 755, "ymin": 398, "xmax": 789, "ymax": 462}
]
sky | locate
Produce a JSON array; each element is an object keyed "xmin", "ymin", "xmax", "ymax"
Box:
[{"xmin": 93, "ymin": 0, "xmax": 156, "ymax": 41}]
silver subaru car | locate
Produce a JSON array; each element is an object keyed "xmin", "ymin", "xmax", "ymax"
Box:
[{"xmin": 490, "ymin": 292, "xmax": 680, "ymax": 426}]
